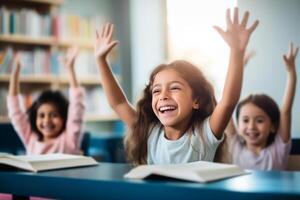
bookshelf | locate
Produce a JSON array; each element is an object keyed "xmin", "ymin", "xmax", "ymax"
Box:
[{"xmin": 0, "ymin": 0, "xmax": 121, "ymax": 132}]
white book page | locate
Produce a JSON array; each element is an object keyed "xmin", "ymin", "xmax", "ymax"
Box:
[
  {"xmin": 16, "ymin": 153, "xmax": 83, "ymax": 162},
  {"xmin": 125, "ymin": 161, "xmax": 249, "ymax": 182}
]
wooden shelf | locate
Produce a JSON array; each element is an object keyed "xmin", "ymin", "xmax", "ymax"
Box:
[
  {"xmin": 84, "ymin": 114, "xmax": 119, "ymax": 122},
  {"xmin": 57, "ymin": 75, "xmax": 100, "ymax": 85},
  {"xmin": 0, "ymin": 114, "xmax": 119, "ymax": 123},
  {"xmin": 0, "ymin": 0, "xmax": 118, "ymax": 125},
  {"xmin": 57, "ymin": 39, "xmax": 94, "ymax": 49},
  {"xmin": 0, "ymin": 74, "xmax": 55, "ymax": 84},
  {"xmin": 23, "ymin": 0, "xmax": 64, "ymax": 5},
  {"xmin": 0, "ymin": 34, "xmax": 94, "ymax": 49},
  {"xmin": 0, "ymin": 74, "xmax": 101, "ymax": 85},
  {"xmin": 0, "ymin": 35, "xmax": 56, "ymax": 46},
  {"xmin": 0, "ymin": 0, "xmax": 64, "ymax": 6}
]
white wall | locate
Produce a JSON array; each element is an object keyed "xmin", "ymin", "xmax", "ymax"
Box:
[
  {"xmin": 129, "ymin": 0, "xmax": 167, "ymax": 103},
  {"xmin": 238, "ymin": 0, "xmax": 300, "ymax": 137}
]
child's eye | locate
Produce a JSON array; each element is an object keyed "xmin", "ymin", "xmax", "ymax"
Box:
[
  {"xmin": 152, "ymin": 89, "xmax": 160, "ymax": 94},
  {"xmin": 243, "ymin": 119, "xmax": 249, "ymax": 123},
  {"xmin": 50, "ymin": 112, "xmax": 59, "ymax": 118},
  {"xmin": 170, "ymin": 87, "xmax": 180, "ymax": 90},
  {"xmin": 38, "ymin": 113, "xmax": 45, "ymax": 118},
  {"xmin": 257, "ymin": 119, "xmax": 264, "ymax": 123}
]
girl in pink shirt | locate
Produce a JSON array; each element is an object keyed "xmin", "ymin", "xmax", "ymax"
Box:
[
  {"xmin": 6, "ymin": 47, "xmax": 86, "ymax": 155},
  {"xmin": 227, "ymin": 43, "xmax": 298, "ymax": 170}
]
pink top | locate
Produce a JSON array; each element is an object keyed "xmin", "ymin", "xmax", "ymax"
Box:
[
  {"xmin": 231, "ymin": 133, "xmax": 291, "ymax": 170},
  {"xmin": 7, "ymin": 87, "xmax": 85, "ymax": 155}
]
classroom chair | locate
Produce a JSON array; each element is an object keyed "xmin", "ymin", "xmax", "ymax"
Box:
[
  {"xmin": 288, "ymin": 138, "xmax": 300, "ymax": 170},
  {"xmin": 0, "ymin": 123, "xmax": 25, "ymax": 155},
  {"xmin": 87, "ymin": 134, "xmax": 126, "ymax": 163}
]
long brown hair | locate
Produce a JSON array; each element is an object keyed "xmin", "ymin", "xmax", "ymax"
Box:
[{"xmin": 125, "ymin": 60, "xmax": 224, "ymax": 165}]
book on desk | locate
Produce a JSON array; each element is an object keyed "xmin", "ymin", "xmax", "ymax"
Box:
[
  {"xmin": 0, "ymin": 153, "xmax": 98, "ymax": 172},
  {"xmin": 125, "ymin": 161, "xmax": 250, "ymax": 183}
]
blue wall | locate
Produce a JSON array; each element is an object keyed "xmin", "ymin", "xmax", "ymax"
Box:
[{"xmin": 238, "ymin": 0, "xmax": 300, "ymax": 137}]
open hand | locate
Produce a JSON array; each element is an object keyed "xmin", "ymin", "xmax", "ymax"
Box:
[
  {"xmin": 214, "ymin": 8, "xmax": 259, "ymax": 52},
  {"xmin": 283, "ymin": 42, "xmax": 298, "ymax": 72},
  {"xmin": 94, "ymin": 23, "xmax": 118, "ymax": 59},
  {"xmin": 60, "ymin": 46, "xmax": 79, "ymax": 70}
]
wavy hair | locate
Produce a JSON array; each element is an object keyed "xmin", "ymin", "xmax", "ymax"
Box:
[{"xmin": 124, "ymin": 60, "xmax": 226, "ymax": 165}]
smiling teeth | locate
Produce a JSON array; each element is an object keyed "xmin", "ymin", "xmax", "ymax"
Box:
[{"xmin": 159, "ymin": 106, "xmax": 176, "ymax": 112}]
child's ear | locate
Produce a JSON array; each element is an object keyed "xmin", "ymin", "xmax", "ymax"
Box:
[{"xmin": 192, "ymin": 101, "xmax": 200, "ymax": 109}]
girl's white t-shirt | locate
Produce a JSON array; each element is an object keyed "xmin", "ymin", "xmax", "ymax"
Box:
[{"xmin": 147, "ymin": 119, "xmax": 224, "ymax": 164}]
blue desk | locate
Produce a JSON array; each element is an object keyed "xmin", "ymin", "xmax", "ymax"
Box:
[{"xmin": 0, "ymin": 163, "xmax": 300, "ymax": 200}]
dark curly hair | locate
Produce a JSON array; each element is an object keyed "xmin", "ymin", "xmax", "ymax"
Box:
[{"xmin": 27, "ymin": 90, "xmax": 69, "ymax": 141}]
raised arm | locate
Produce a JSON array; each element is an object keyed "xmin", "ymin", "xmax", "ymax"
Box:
[
  {"xmin": 94, "ymin": 23, "xmax": 136, "ymax": 127},
  {"xmin": 225, "ymin": 50, "xmax": 256, "ymax": 137},
  {"xmin": 63, "ymin": 46, "xmax": 80, "ymax": 88},
  {"xmin": 211, "ymin": 8, "xmax": 259, "ymax": 138},
  {"xmin": 9, "ymin": 53, "xmax": 21, "ymax": 96},
  {"xmin": 279, "ymin": 43, "xmax": 298, "ymax": 143}
]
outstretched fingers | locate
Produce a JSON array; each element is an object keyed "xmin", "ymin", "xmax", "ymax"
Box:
[
  {"xmin": 247, "ymin": 19, "xmax": 259, "ymax": 34},
  {"xmin": 94, "ymin": 23, "xmax": 119, "ymax": 59},
  {"xmin": 283, "ymin": 42, "xmax": 298, "ymax": 67},
  {"xmin": 107, "ymin": 24, "xmax": 114, "ymax": 42},
  {"xmin": 233, "ymin": 7, "xmax": 239, "ymax": 24},
  {"xmin": 290, "ymin": 43, "xmax": 299, "ymax": 57},
  {"xmin": 226, "ymin": 8, "xmax": 232, "ymax": 27},
  {"xmin": 240, "ymin": 11, "xmax": 249, "ymax": 28},
  {"xmin": 294, "ymin": 46, "xmax": 299, "ymax": 57}
]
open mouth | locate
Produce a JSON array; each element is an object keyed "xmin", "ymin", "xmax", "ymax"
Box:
[
  {"xmin": 159, "ymin": 105, "xmax": 177, "ymax": 113},
  {"xmin": 245, "ymin": 132, "xmax": 260, "ymax": 139},
  {"xmin": 41, "ymin": 125, "xmax": 55, "ymax": 131}
]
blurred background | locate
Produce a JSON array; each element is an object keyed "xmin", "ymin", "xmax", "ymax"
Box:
[{"xmin": 0, "ymin": 0, "xmax": 299, "ymax": 159}]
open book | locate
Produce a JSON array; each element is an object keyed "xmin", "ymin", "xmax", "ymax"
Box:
[
  {"xmin": 0, "ymin": 153, "xmax": 98, "ymax": 172},
  {"xmin": 124, "ymin": 161, "xmax": 249, "ymax": 183}
]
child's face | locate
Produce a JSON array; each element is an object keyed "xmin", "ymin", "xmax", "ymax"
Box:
[
  {"xmin": 151, "ymin": 69, "xmax": 199, "ymax": 130},
  {"xmin": 36, "ymin": 103, "xmax": 64, "ymax": 141},
  {"xmin": 237, "ymin": 103, "xmax": 274, "ymax": 148}
]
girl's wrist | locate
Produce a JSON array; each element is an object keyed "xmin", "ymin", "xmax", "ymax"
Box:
[
  {"xmin": 96, "ymin": 56, "xmax": 108, "ymax": 64},
  {"xmin": 230, "ymin": 47, "xmax": 246, "ymax": 55}
]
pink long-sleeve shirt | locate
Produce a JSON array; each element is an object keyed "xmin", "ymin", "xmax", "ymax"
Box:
[{"xmin": 7, "ymin": 87, "xmax": 86, "ymax": 155}]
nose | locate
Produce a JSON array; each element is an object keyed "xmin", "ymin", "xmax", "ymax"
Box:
[
  {"xmin": 159, "ymin": 89, "xmax": 169, "ymax": 101},
  {"xmin": 248, "ymin": 120, "xmax": 256, "ymax": 129},
  {"xmin": 44, "ymin": 115, "xmax": 51, "ymax": 123}
]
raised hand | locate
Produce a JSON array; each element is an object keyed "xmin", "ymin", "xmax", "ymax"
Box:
[
  {"xmin": 214, "ymin": 7, "xmax": 259, "ymax": 52},
  {"xmin": 94, "ymin": 23, "xmax": 118, "ymax": 60},
  {"xmin": 280, "ymin": 42, "xmax": 298, "ymax": 143},
  {"xmin": 58, "ymin": 46, "xmax": 80, "ymax": 87},
  {"xmin": 12, "ymin": 52, "xmax": 21, "ymax": 75},
  {"xmin": 9, "ymin": 52, "xmax": 22, "ymax": 96},
  {"xmin": 283, "ymin": 42, "xmax": 298, "ymax": 72},
  {"xmin": 64, "ymin": 46, "xmax": 79, "ymax": 69}
]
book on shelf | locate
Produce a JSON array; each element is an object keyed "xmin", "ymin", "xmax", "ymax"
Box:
[
  {"xmin": 0, "ymin": 153, "xmax": 98, "ymax": 172},
  {"xmin": 124, "ymin": 161, "xmax": 250, "ymax": 183}
]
